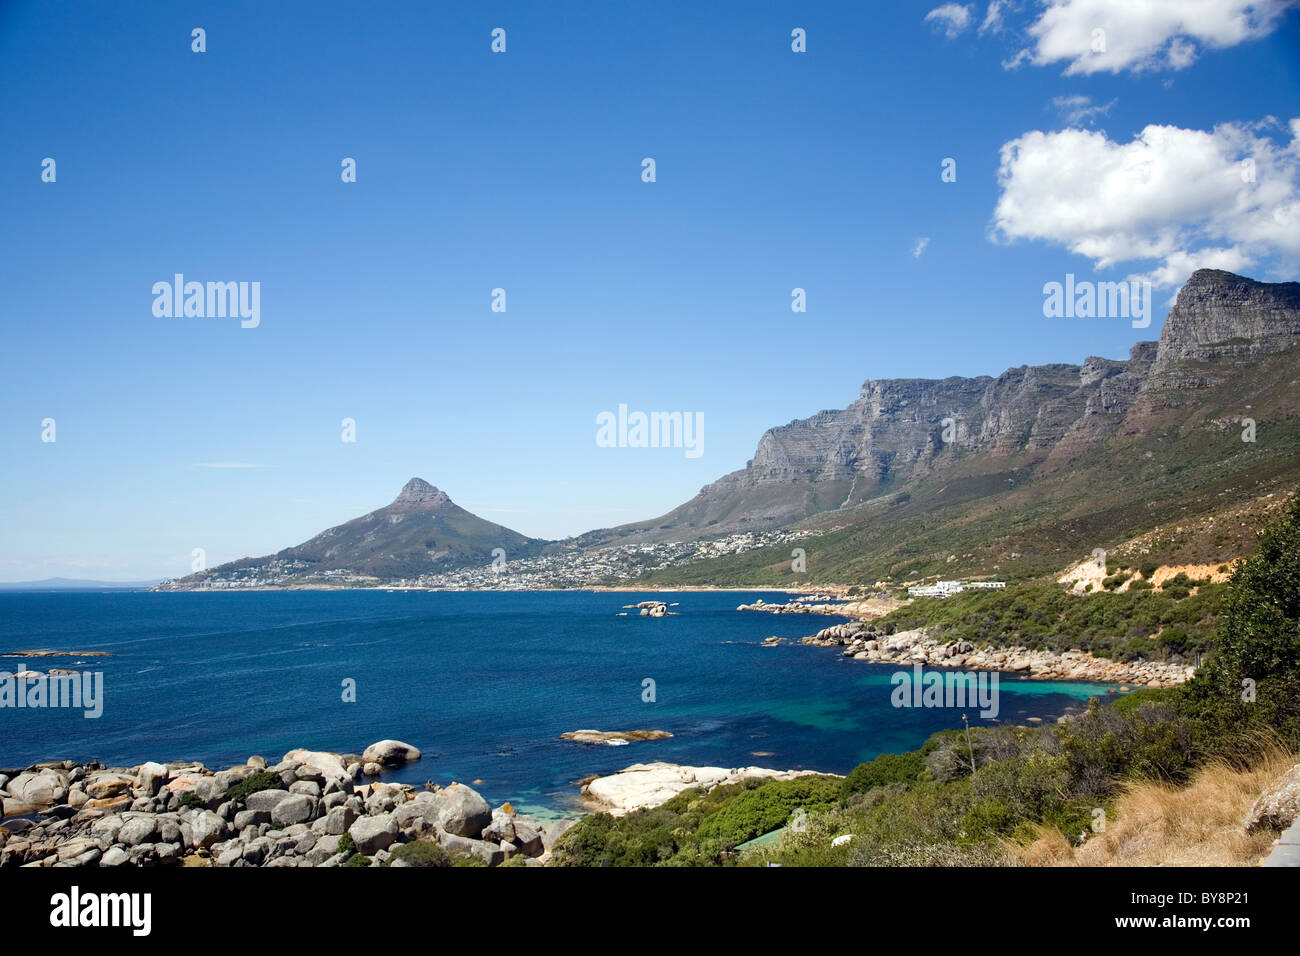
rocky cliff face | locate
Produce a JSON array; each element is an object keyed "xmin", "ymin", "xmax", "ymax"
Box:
[
  {"xmin": 391, "ymin": 477, "xmax": 452, "ymax": 507},
  {"xmin": 1152, "ymin": 269, "xmax": 1300, "ymax": 373},
  {"xmin": 611, "ymin": 270, "xmax": 1300, "ymax": 541}
]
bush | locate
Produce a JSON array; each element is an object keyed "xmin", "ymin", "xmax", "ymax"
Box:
[
  {"xmin": 1179, "ymin": 494, "xmax": 1300, "ymax": 749},
  {"xmin": 343, "ymin": 852, "xmax": 371, "ymax": 867},
  {"xmin": 551, "ymin": 775, "xmax": 842, "ymax": 866},
  {"xmin": 225, "ymin": 770, "xmax": 283, "ymax": 806},
  {"xmin": 385, "ymin": 840, "xmax": 453, "ymax": 867},
  {"xmin": 694, "ymin": 776, "xmax": 841, "ymax": 847},
  {"xmin": 1057, "ymin": 697, "xmax": 1195, "ymax": 793},
  {"xmin": 841, "ymin": 751, "xmax": 926, "ymax": 798},
  {"xmin": 336, "ymin": 832, "xmax": 356, "ymax": 858}
]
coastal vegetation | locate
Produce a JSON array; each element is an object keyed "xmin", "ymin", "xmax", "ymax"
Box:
[
  {"xmin": 875, "ymin": 578, "xmax": 1227, "ymax": 664},
  {"xmin": 552, "ymin": 494, "xmax": 1300, "ymax": 866},
  {"xmin": 550, "ymin": 775, "xmax": 842, "ymax": 866}
]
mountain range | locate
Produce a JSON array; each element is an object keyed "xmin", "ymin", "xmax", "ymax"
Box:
[{"xmin": 161, "ymin": 269, "xmax": 1300, "ymax": 589}]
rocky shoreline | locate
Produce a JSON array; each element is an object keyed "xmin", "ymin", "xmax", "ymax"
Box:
[
  {"xmin": 802, "ymin": 621, "xmax": 1195, "ymax": 687},
  {"xmin": 0, "ymin": 740, "xmax": 550, "ymax": 868}
]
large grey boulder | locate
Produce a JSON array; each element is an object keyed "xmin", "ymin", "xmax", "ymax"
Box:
[
  {"xmin": 320, "ymin": 805, "xmax": 357, "ymax": 835},
  {"xmin": 83, "ymin": 772, "xmax": 134, "ymax": 800},
  {"xmin": 118, "ymin": 816, "xmax": 158, "ymax": 847},
  {"xmin": 89, "ymin": 814, "xmax": 125, "ymax": 844},
  {"xmin": 242, "ymin": 836, "xmax": 272, "ymax": 865},
  {"xmin": 271, "ymin": 793, "xmax": 317, "ymax": 827},
  {"xmin": 512, "ymin": 818, "xmax": 544, "ymax": 857},
  {"xmin": 430, "ymin": 783, "xmax": 491, "ymax": 838},
  {"xmin": 437, "ymin": 829, "xmax": 504, "ymax": 866},
  {"xmin": 361, "ymin": 740, "xmax": 421, "ymax": 768},
  {"xmin": 314, "ymin": 834, "xmax": 342, "ymax": 857},
  {"xmin": 282, "ymin": 749, "xmax": 348, "ymax": 780},
  {"xmin": 393, "ymin": 800, "xmax": 436, "ymax": 830},
  {"xmin": 155, "ymin": 814, "xmax": 183, "ymax": 844},
  {"xmin": 215, "ymin": 843, "xmax": 244, "ymax": 867},
  {"xmin": 365, "ymin": 790, "xmax": 397, "ymax": 815},
  {"xmin": 195, "ymin": 774, "xmax": 232, "ymax": 807},
  {"xmin": 134, "ymin": 762, "xmax": 168, "ymax": 796},
  {"xmin": 244, "ymin": 789, "xmax": 292, "ymax": 814},
  {"xmin": 7, "ymin": 771, "xmax": 68, "ymax": 806},
  {"xmin": 233, "ymin": 809, "xmax": 268, "ymax": 830},
  {"xmin": 188, "ymin": 810, "xmax": 227, "ymax": 849},
  {"xmin": 482, "ymin": 810, "xmax": 515, "ymax": 844},
  {"xmin": 348, "ymin": 813, "xmax": 398, "ymax": 854},
  {"xmin": 1246, "ymin": 762, "xmax": 1300, "ymax": 832}
]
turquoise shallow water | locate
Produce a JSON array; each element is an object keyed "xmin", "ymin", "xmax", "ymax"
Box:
[{"xmin": 0, "ymin": 589, "xmax": 1117, "ymax": 815}]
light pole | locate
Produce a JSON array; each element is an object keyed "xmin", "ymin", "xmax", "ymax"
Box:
[{"xmin": 962, "ymin": 713, "xmax": 976, "ymax": 774}]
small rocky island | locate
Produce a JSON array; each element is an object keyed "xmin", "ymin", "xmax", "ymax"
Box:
[
  {"xmin": 560, "ymin": 729, "xmax": 673, "ymax": 746},
  {"xmin": 623, "ymin": 601, "xmax": 676, "ymax": 617}
]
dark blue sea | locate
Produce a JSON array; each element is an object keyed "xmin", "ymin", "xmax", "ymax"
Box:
[{"xmin": 0, "ymin": 590, "xmax": 1115, "ymax": 818}]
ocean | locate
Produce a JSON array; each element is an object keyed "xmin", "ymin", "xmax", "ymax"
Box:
[{"xmin": 0, "ymin": 589, "xmax": 1116, "ymax": 819}]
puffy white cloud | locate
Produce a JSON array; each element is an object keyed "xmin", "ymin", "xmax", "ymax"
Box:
[
  {"xmin": 1052, "ymin": 94, "xmax": 1117, "ymax": 127},
  {"xmin": 913, "ymin": 237, "xmax": 932, "ymax": 258},
  {"xmin": 991, "ymin": 117, "xmax": 1300, "ymax": 286},
  {"xmin": 1014, "ymin": 0, "xmax": 1294, "ymax": 75},
  {"xmin": 925, "ymin": 3, "xmax": 974, "ymax": 39}
]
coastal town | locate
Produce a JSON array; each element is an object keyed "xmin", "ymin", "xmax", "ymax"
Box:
[{"xmin": 158, "ymin": 528, "xmax": 831, "ymax": 591}]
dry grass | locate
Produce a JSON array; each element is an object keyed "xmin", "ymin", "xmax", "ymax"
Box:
[{"xmin": 1012, "ymin": 746, "xmax": 1296, "ymax": 867}]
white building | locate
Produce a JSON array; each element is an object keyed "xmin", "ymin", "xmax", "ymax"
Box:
[{"xmin": 907, "ymin": 579, "xmax": 1005, "ymax": 598}]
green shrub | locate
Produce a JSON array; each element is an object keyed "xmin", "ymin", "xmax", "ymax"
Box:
[
  {"xmin": 225, "ymin": 770, "xmax": 283, "ymax": 806},
  {"xmin": 1057, "ymin": 697, "xmax": 1195, "ymax": 791},
  {"xmin": 841, "ymin": 751, "xmax": 926, "ymax": 798},
  {"xmin": 1178, "ymin": 494, "xmax": 1300, "ymax": 749},
  {"xmin": 385, "ymin": 840, "xmax": 453, "ymax": 867},
  {"xmin": 695, "ymin": 776, "xmax": 841, "ymax": 847},
  {"xmin": 551, "ymin": 775, "xmax": 842, "ymax": 866},
  {"xmin": 343, "ymin": 852, "xmax": 370, "ymax": 867}
]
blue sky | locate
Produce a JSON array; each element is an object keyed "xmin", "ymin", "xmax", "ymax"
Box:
[{"xmin": 2, "ymin": 1, "xmax": 1298, "ymax": 580}]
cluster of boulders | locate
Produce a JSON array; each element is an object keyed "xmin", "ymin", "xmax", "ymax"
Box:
[
  {"xmin": 801, "ymin": 623, "xmax": 1195, "ymax": 687},
  {"xmin": 624, "ymin": 601, "xmax": 672, "ymax": 617},
  {"xmin": 0, "ymin": 740, "xmax": 547, "ymax": 868},
  {"xmin": 737, "ymin": 598, "xmax": 821, "ymax": 615}
]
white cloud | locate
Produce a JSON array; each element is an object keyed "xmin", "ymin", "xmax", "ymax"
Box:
[
  {"xmin": 913, "ymin": 237, "xmax": 932, "ymax": 258},
  {"xmin": 980, "ymin": 0, "xmax": 1012, "ymax": 35},
  {"xmin": 991, "ymin": 117, "xmax": 1300, "ymax": 287},
  {"xmin": 925, "ymin": 3, "xmax": 974, "ymax": 39},
  {"xmin": 1013, "ymin": 0, "xmax": 1294, "ymax": 75},
  {"xmin": 1051, "ymin": 94, "xmax": 1117, "ymax": 127}
]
